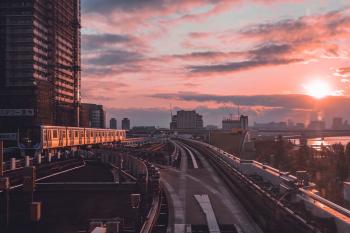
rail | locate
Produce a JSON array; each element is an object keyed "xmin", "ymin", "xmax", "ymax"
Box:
[{"xmin": 139, "ymin": 190, "xmax": 162, "ymax": 233}]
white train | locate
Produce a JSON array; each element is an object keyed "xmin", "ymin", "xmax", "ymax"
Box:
[{"xmin": 19, "ymin": 125, "xmax": 126, "ymax": 151}]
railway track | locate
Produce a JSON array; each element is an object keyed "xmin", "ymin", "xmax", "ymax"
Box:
[{"xmin": 171, "ymin": 139, "xmax": 202, "ymax": 169}]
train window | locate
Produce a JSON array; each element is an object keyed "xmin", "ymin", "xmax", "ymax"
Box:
[
  {"xmin": 52, "ymin": 130, "xmax": 57, "ymax": 139},
  {"xmin": 62, "ymin": 131, "xmax": 66, "ymax": 138},
  {"xmin": 75, "ymin": 131, "xmax": 78, "ymax": 137},
  {"xmin": 69, "ymin": 130, "xmax": 72, "ymax": 138}
]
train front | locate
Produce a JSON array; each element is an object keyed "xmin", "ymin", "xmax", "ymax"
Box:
[{"xmin": 18, "ymin": 126, "xmax": 42, "ymax": 156}]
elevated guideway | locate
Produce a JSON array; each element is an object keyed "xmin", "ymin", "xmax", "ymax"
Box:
[
  {"xmin": 184, "ymin": 138, "xmax": 350, "ymax": 233},
  {"xmin": 163, "ymin": 139, "xmax": 262, "ymax": 233}
]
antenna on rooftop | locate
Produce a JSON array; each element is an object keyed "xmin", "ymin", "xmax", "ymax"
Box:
[{"xmin": 238, "ymin": 104, "xmax": 240, "ymax": 117}]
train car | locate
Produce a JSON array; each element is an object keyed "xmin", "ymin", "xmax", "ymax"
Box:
[
  {"xmin": 18, "ymin": 125, "xmax": 126, "ymax": 155},
  {"xmin": 66, "ymin": 127, "xmax": 84, "ymax": 147},
  {"xmin": 41, "ymin": 125, "xmax": 67, "ymax": 149}
]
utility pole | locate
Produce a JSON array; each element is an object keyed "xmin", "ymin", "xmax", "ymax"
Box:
[{"xmin": 0, "ymin": 141, "xmax": 10, "ymax": 229}]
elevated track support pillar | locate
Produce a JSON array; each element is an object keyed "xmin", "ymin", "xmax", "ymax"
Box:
[
  {"xmin": 0, "ymin": 141, "xmax": 3, "ymax": 176},
  {"xmin": 10, "ymin": 158, "xmax": 16, "ymax": 170},
  {"xmin": 25, "ymin": 156, "xmax": 30, "ymax": 167},
  {"xmin": 0, "ymin": 177, "xmax": 10, "ymax": 229}
]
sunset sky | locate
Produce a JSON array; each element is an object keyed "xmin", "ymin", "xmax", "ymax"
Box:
[{"xmin": 80, "ymin": 0, "xmax": 350, "ymax": 128}]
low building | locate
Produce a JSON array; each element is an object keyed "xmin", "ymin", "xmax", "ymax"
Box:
[
  {"xmin": 170, "ymin": 110, "xmax": 203, "ymax": 129},
  {"xmin": 110, "ymin": 118, "xmax": 117, "ymax": 129},
  {"xmin": 122, "ymin": 118, "xmax": 130, "ymax": 130},
  {"xmin": 222, "ymin": 115, "xmax": 248, "ymax": 131},
  {"xmin": 209, "ymin": 131, "xmax": 255, "ymax": 158}
]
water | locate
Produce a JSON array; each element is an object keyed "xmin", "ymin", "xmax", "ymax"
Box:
[{"xmin": 291, "ymin": 136, "xmax": 350, "ymax": 150}]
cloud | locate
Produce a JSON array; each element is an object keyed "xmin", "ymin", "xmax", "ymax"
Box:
[
  {"xmin": 150, "ymin": 92, "xmax": 318, "ymax": 108},
  {"xmin": 106, "ymin": 107, "xmax": 172, "ymax": 128},
  {"xmin": 189, "ymin": 57, "xmax": 302, "ymax": 73},
  {"xmin": 147, "ymin": 92, "xmax": 350, "ymax": 126},
  {"xmin": 82, "ymin": 33, "xmax": 132, "ymax": 51},
  {"xmin": 239, "ymin": 8, "xmax": 350, "ymax": 57},
  {"xmin": 187, "ymin": 43, "xmax": 302, "ymax": 73},
  {"xmin": 82, "ymin": 0, "xmax": 165, "ymax": 14},
  {"xmin": 184, "ymin": 8, "xmax": 350, "ymax": 74},
  {"xmin": 150, "ymin": 92, "xmax": 350, "ymax": 110},
  {"xmin": 84, "ymin": 49, "xmax": 143, "ymax": 66}
]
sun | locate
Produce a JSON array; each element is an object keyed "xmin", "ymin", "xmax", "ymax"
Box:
[{"xmin": 303, "ymin": 80, "xmax": 333, "ymax": 99}]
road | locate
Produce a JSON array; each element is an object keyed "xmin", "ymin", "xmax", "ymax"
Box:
[{"xmin": 161, "ymin": 140, "xmax": 262, "ymax": 233}]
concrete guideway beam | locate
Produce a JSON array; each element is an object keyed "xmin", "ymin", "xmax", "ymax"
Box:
[{"xmin": 194, "ymin": 194, "xmax": 221, "ymax": 233}]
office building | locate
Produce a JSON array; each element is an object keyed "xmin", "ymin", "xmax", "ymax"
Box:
[
  {"xmin": 80, "ymin": 103, "xmax": 105, "ymax": 128},
  {"xmin": 110, "ymin": 118, "xmax": 117, "ymax": 129},
  {"xmin": 0, "ymin": 0, "xmax": 81, "ymax": 132},
  {"xmin": 122, "ymin": 118, "xmax": 130, "ymax": 130},
  {"xmin": 170, "ymin": 110, "xmax": 203, "ymax": 129}
]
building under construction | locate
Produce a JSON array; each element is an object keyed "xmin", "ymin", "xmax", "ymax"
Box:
[{"xmin": 0, "ymin": 0, "xmax": 81, "ymax": 132}]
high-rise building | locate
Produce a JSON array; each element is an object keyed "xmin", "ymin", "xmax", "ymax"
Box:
[
  {"xmin": 0, "ymin": 0, "xmax": 81, "ymax": 132},
  {"xmin": 110, "ymin": 118, "xmax": 117, "ymax": 129},
  {"xmin": 170, "ymin": 110, "xmax": 203, "ymax": 129},
  {"xmin": 307, "ymin": 120, "xmax": 325, "ymax": 130},
  {"xmin": 332, "ymin": 117, "xmax": 343, "ymax": 130},
  {"xmin": 80, "ymin": 103, "xmax": 105, "ymax": 128},
  {"xmin": 122, "ymin": 118, "xmax": 130, "ymax": 130}
]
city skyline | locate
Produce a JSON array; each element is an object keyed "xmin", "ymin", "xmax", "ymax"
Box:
[{"xmin": 80, "ymin": 0, "xmax": 350, "ymax": 127}]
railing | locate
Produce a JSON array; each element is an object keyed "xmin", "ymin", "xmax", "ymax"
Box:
[
  {"xmin": 299, "ymin": 188, "xmax": 350, "ymax": 219},
  {"xmin": 139, "ymin": 191, "xmax": 162, "ymax": 233}
]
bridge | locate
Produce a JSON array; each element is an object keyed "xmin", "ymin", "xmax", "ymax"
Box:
[{"xmin": 253, "ymin": 129, "xmax": 350, "ymax": 138}]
